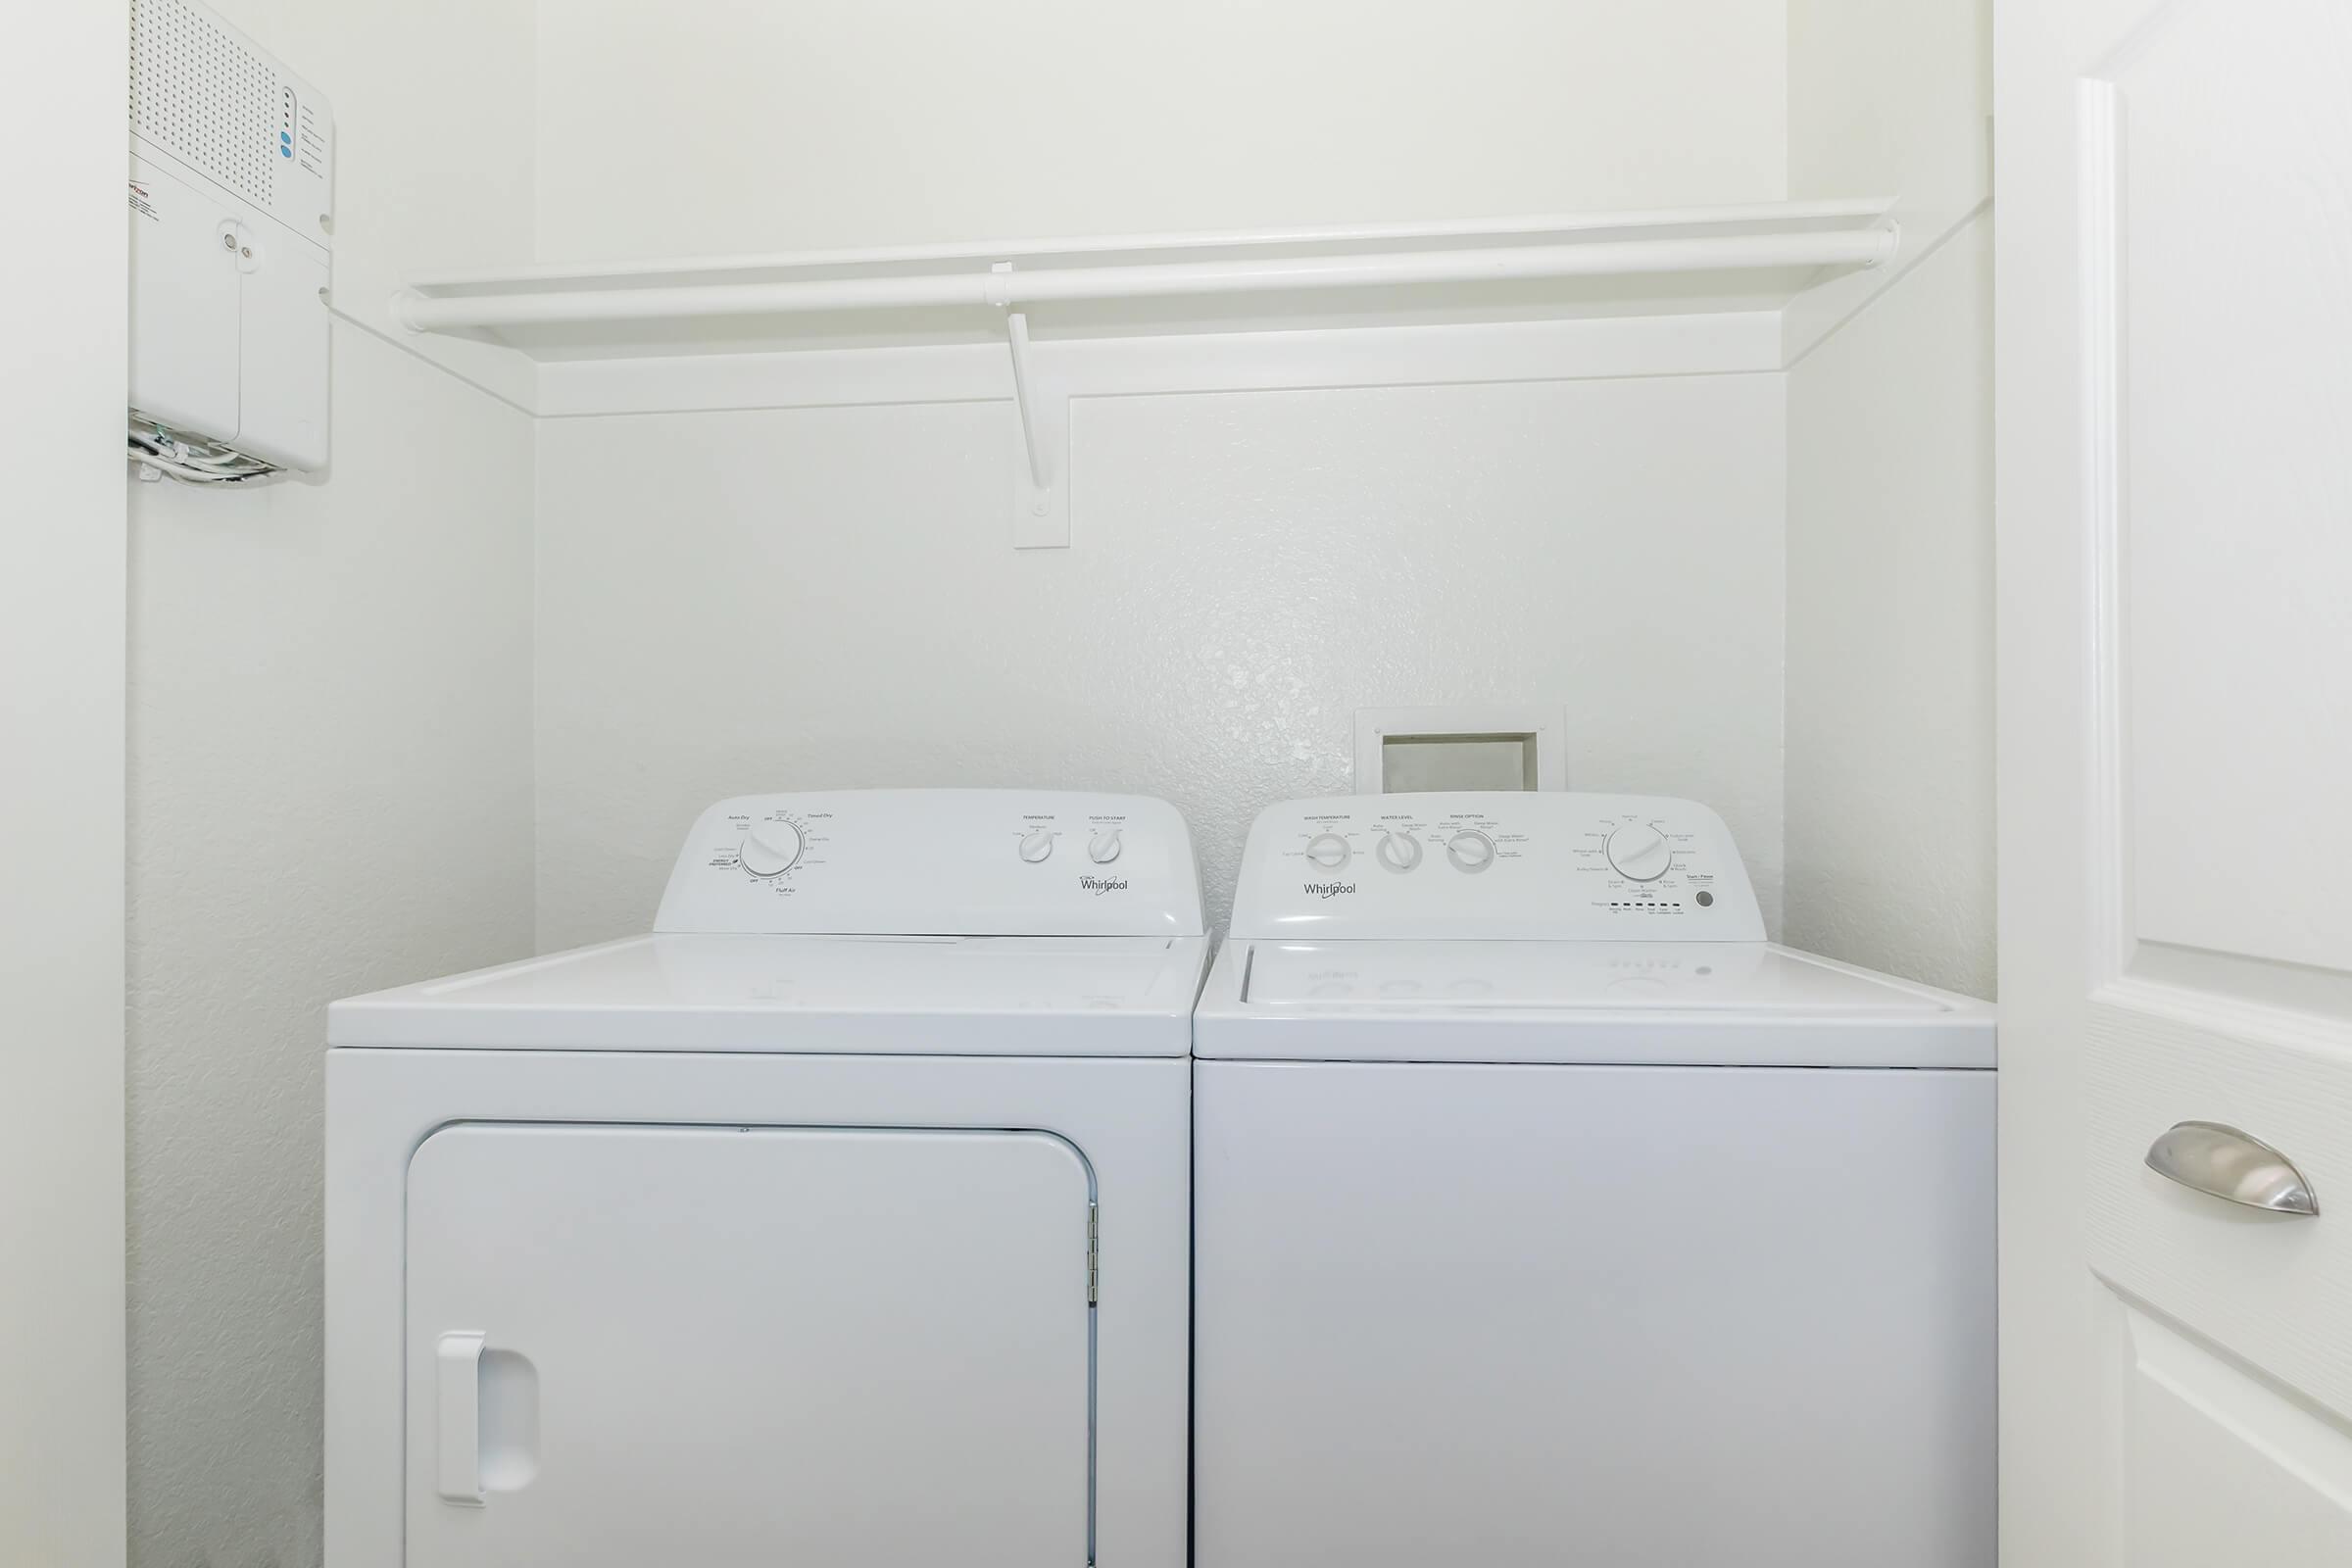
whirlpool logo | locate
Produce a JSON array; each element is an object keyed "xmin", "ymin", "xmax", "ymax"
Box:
[
  {"xmin": 1080, "ymin": 875, "xmax": 1129, "ymax": 896},
  {"xmin": 1303, "ymin": 881, "xmax": 1357, "ymax": 900}
]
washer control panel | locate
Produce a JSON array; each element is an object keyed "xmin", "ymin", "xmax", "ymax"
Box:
[
  {"xmin": 1229, "ymin": 792, "xmax": 1765, "ymax": 941},
  {"xmin": 655, "ymin": 790, "xmax": 1204, "ymax": 936}
]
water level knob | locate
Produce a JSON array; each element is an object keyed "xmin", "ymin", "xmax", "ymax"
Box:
[{"xmin": 1375, "ymin": 831, "xmax": 1423, "ymax": 872}]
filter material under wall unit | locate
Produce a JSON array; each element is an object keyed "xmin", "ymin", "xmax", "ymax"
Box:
[{"xmin": 128, "ymin": 0, "xmax": 333, "ymax": 480}]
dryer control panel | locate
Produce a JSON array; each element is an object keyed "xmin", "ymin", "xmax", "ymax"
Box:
[
  {"xmin": 655, "ymin": 790, "xmax": 1205, "ymax": 937},
  {"xmin": 1228, "ymin": 792, "xmax": 1765, "ymax": 941}
]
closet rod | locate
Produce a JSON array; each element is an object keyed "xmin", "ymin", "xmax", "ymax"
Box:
[{"xmin": 398, "ymin": 226, "xmax": 1898, "ymax": 334}]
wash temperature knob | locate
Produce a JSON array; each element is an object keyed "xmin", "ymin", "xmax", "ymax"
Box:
[
  {"xmin": 1088, "ymin": 830, "xmax": 1123, "ymax": 864},
  {"xmin": 1019, "ymin": 828, "xmax": 1056, "ymax": 863},
  {"xmin": 739, "ymin": 820, "xmax": 804, "ymax": 877},
  {"xmin": 1606, "ymin": 822, "xmax": 1673, "ymax": 881},
  {"xmin": 1304, "ymin": 833, "xmax": 1351, "ymax": 870}
]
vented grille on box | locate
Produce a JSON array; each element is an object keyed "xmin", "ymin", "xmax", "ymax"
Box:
[{"xmin": 129, "ymin": 0, "xmax": 285, "ymax": 209}]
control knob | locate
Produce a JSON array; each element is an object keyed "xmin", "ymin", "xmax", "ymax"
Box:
[
  {"xmin": 739, "ymin": 819, "xmax": 804, "ymax": 878},
  {"xmin": 1446, "ymin": 830, "xmax": 1495, "ymax": 873},
  {"xmin": 1605, "ymin": 822, "xmax": 1674, "ymax": 882},
  {"xmin": 1087, "ymin": 829, "xmax": 1123, "ymax": 865},
  {"xmin": 1375, "ymin": 830, "xmax": 1423, "ymax": 872},
  {"xmin": 1304, "ymin": 832, "xmax": 1352, "ymax": 870},
  {"xmin": 1018, "ymin": 828, "xmax": 1056, "ymax": 863}
]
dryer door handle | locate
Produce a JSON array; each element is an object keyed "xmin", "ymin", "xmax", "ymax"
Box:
[{"xmin": 435, "ymin": 1331, "xmax": 487, "ymax": 1506}]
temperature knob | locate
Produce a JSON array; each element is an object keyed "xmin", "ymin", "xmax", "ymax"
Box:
[
  {"xmin": 1088, "ymin": 829, "xmax": 1123, "ymax": 864},
  {"xmin": 1304, "ymin": 832, "xmax": 1352, "ymax": 870},
  {"xmin": 1375, "ymin": 830, "xmax": 1423, "ymax": 872},
  {"xmin": 739, "ymin": 819, "xmax": 803, "ymax": 877},
  {"xmin": 1018, "ymin": 828, "xmax": 1056, "ymax": 863},
  {"xmin": 1605, "ymin": 822, "xmax": 1674, "ymax": 881},
  {"xmin": 1446, "ymin": 830, "xmax": 1495, "ymax": 873}
]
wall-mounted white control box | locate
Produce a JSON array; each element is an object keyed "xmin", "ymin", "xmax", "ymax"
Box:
[{"xmin": 128, "ymin": 0, "xmax": 333, "ymax": 473}]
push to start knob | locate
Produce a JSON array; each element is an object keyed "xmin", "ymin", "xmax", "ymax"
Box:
[
  {"xmin": 1018, "ymin": 828, "xmax": 1057, "ymax": 863},
  {"xmin": 1445, "ymin": 830, "xmax": 1495, "ymax": 873},
  {"xmin": 1606, "ymin": 822, "xmax": 1674, "ymax": 881},
  {"xmin": 1304, "ymin": 833, "xmax": 1352, "ymax": 870},
  {"xmin": 1375, "ymin": 830, "xmax": 1423, "ymax": 872},
  {"xmin": 1087, "ymin": 830, "xmax": 1123, "ymax": 864},
  {"xmin": 739, "ymin": 819, "xmax": 804, "ymax": 877}
]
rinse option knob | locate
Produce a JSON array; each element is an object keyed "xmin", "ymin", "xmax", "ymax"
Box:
[
  {"xmin": 1087, "ymin": 829, "xmax": 1123, "ymax": 864},
  {"xmin": 1605, "ymin": 822, "xmax": 1674, "ymax": 882},
  {"xmin": 1303, "ymin": 832, "xmax": 1352, "ymax": 870},
  {"xmin": 1375, "ymin": 830, "xmax": 1423, "ymax": 872},
  {"xmin": 1018, "ymin": 828, "xmax": 1057, "ymax": 863},
  {"xmin": 739, "ymin": 819, "xmax": 804, "ymax": 878},
  {"xmin": 1445, "ymin": 829, "xmax": 1495, "ymax": 873}
]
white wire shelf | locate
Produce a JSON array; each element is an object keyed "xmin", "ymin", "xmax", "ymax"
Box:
[
  {"xmin": 398, "ymin": 199, "xmax": 1896, "ymax": 356},
  {"xmin": 394, "ymin": 199, "xmax": 1897, "ymax": 547}
]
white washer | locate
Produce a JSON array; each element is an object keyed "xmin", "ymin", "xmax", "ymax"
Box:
[
  {"xmin": 1193, "ymin": 792, "xmax": 1994, "ymax": 1568},
  {"xmin": 326, "ymin": 790, "xmax": 1206, "ymax": 1568}
]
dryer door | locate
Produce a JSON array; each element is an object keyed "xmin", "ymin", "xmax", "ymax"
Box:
[{"xmin": 404, "ymin": 1123, "xmax": 1095, "ymax": 1567}]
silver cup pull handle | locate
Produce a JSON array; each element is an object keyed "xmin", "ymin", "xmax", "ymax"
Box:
[{"xmin": 2145, "ymin": 1121, "xmax": 2320, "ymax": 1216}]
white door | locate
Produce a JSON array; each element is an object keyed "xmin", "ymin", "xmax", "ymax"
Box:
[
  {"xmin": 1997, "ymin": 1, "xmax": 2352, "ymax": 1562},
  {"xmin": 405, "ymin": 1124, "xmax": 1096, "ymax": 1567}
]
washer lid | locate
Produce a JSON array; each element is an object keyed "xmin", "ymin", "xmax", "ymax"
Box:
[
  {"xmin": 328, "ymin": 932, "xmax": 1209, "ymax": 1054},
  {"xmin": 1244, "ymin": 940, "xmax": 1952, "ymax": 1012},
  {"xmin": 1200, "ymin": 941, "xmax": 1994, "ymax": 1068}
]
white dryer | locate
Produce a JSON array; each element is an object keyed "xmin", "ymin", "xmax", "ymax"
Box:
[
  {"xmin": 326, "ymin": 790, "xmax": 1206, "ymax": 1568},
  {"xmin": 1193, "ymin": 792, "xmax": 1994, "ymax": 1568}
]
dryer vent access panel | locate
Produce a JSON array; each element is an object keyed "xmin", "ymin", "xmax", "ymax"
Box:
[{"xmin": 129, "ymin": 0, "xmax": 333, "ymax": 475}]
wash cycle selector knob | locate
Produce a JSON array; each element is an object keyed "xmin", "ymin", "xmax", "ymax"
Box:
[
  {"xmin": 1304, "ymin": 832, "xmax": 1352, "ymax": 870},
  {"xmin": 1087, "ymin": 829, "xmax": 1123, "ymax": 864},
  {"xmin": 1606, "ymin": 822, "xmax": 1674, "ymax": 881},
  {"xmin": 739, "ymin": 819, "xmax": 804, "ymax": 878},
  {"xmin": 1019, "ymin": 828, "xmax": 1057, "ymax": 863},
  {"xmin": 1375, "ymin": 830, "xmax": 1423, "ymax": 872},
  {"xmin": 1446, "ymin": 829, "xmax": 1495, "ymax": 873}
]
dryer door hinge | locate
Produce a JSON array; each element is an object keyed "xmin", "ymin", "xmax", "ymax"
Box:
[{"xmin": 1087, "ymin": 1201, "xmax": 1100, "ymax": 1305}]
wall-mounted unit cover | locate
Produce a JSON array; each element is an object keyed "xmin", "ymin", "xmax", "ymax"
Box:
[{"xmin": 128, "ymin": 0, "xmax": 333, "ymax": 478}]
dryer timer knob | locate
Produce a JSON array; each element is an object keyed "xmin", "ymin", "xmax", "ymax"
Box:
[{"xmin": 740, "ymin": 819, "xmax": 803, "ymax": 877}]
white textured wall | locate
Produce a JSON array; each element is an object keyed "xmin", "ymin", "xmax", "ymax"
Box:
[
  {"xmin": 128, "ymin": 323, "xmax": 538, "ymax": 1566},
  {"xmin": 123, "ymin": 2, "xmax": 539, "ymax": 1563},
  {"xmin": 1784, "ymin": 218, "xmax": 1994, "ymax": 998},
  {"xmin": 535, "ymin": 0, "xmax": 1787, "ymax": 260},
  {"xmin": 535, "ymin": 376, "xmax": 1787, "ymax": 947},
  {"xmin": 1, "ymin": 7, "xmax": 127, "ymax": 1565}
]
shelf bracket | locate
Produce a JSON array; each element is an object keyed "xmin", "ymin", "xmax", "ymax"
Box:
[{"xmin": 994, "ymin": 263, "xmax": 1069, "ymax": 549}]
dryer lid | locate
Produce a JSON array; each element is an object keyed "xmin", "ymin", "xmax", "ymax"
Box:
[{"xmin": 328, "ymin": 932, "xmax": 1209, "ymax": 1054}]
